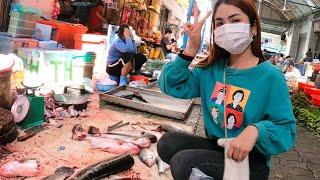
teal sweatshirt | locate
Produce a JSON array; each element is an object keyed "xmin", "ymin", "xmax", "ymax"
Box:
[{"xmin": 159, "ymin": 56, "xmax": 296, "ymax": 166}]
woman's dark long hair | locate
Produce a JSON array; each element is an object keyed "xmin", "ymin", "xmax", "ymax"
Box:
[
  {"xmin": 204, "ymin": 0, "xmax": 264, "ymax": 66},
  {"xmin": 117, "ymin": 24, "xmax": 129, "ymax": 39}
]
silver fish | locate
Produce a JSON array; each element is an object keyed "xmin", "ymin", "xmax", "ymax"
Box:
[
  {"xmin": 156, "ymin": 157, "xmax": 170, "ymax": 174},
  {"xmin": 139, "ymin": 149, "xmax": 156, "ymax": 167}
]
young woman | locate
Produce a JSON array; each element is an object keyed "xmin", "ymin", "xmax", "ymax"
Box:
[
  {"xmin": 107, "ymin": 24, "xmax": 147, "ymax": 85},
  {"xmin": 157, "ymin": 1, "xmax": 296, "ymax": 180}
]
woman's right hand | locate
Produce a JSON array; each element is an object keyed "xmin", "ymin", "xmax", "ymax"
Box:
[{"xmin": 183, "ymin": 5, "xmax": 212, "ymax": 57}]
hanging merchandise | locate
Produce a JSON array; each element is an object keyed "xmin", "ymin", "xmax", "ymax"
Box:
[
  {"xmin": 52, "ymin": 0, "xmax": 60, "ymax": 20},
  {"xmin": 120, "ymin": 6, "xmax": 131, "ymax": 25},
  {"xmin": 106, "ymin": 0, "xmax": 123, "ymax": 26},
  {"xmin": 128, "ymin": 9, "xmax": 136, "ymax": 27}
]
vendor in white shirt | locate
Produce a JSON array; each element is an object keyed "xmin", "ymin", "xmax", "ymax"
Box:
[{"xmin": 285, "ymin": 62, "xmax": 301, "ymax": 79}]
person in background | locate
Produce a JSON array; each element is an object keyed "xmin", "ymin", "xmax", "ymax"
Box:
[
  {"xmin": 157, "ymin": 0, "xmax": 296, "ymax": 179},
  {"xmin": 285, "ymin": 61, "xmax": 301, "ymax": 79},
  {"xmin": 279, "ymin": 54, "xmax": 284, "ymax": 63},
  {"xmin": 106, "ymin": 24, "xmax": 147, "ymax": 86},
  {"xmin": 87, "ymin": 0, "xmax": 108, "ymax": 33},
  {"xmin": 304, "ymin": 48, "xmax": 314, "ymax": 62},
  {"xmin": 262, "ymin": 49, "xmax": 269, "ymax": 60},
  {"xmin": 161, "ymin": 28, "xmax": 177, "ymax": 61}
]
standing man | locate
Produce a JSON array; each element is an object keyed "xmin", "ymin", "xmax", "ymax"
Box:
[{"xmin": 161, "ymin": 28, "xmax": 177, "ymax": 61}]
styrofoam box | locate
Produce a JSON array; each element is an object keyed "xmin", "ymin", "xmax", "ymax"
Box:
[
  {"xmin": 35, "ymin": 23, "xmax": 52, "ymax": 41},
  {"xmin": 0, "ymin": 35, "xmax": 38, "ymax": 54},
  {"xmin": 38, "ymin": 40, "xmax": 58, "ymax": 50}
]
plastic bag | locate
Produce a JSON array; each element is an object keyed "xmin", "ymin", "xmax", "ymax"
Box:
[{"xmin": 188, "ymin": 168, "xmax": 213, "ymax": 180}]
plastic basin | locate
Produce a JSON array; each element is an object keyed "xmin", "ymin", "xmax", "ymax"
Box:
[
  {"xmin": 304, "ymin": 86, "xmax": 320, "ymax": 96},
  {"xmin": 96, "ymin": 83, "xmax": 116, "ymax": 93},
  {"xmin": 311, "ymin": 95, "xmax": 320, "ymax": 107}
]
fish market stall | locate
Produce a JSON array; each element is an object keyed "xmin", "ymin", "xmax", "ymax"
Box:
[{"xmin": 0, "ymin": 91, "xmax": 199, "ymax": 180}]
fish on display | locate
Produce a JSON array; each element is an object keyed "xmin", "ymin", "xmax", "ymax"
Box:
[
  {"xmin": 88, "ymin": 126, "xmax": 100, "ymax": 135},
  {"xmin": 69, "ymin": 154, "xmax": 134, "ymax": 180},
  {"xmin": 99, "ymin": 134, "xmax": 151, "ymax": 148},
  {"xmin": 109, "ymin": 130, "xmax": 157, "ymax": 143},
  {"xmin": 42, "ymin": 167, "xmax": 75, "ymax": 180},
  {"xmin": 0, "ymin": 159, "xmax": 40, "ymax": 178},
  {"xmin": 139, "ymin": 148, "xmax": 156, "ymax": 167},
  {"xmin": 72, "ymin": 124, "xmax": 87, "ymax": 140},
  {"xmin": 161, "ymin": 124, "xmax": 189, "ymax": 134},
  {"xmin": 156, "ymin": 158, "xmax": 170, "ymax": 174},
  {"xmin": 86, "ymin": 136, "xmax": 140, "ymax": 155}
]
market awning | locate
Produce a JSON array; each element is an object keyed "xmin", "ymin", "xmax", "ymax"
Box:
[{"xmin": 161, "ymin": 0, "xmax": 187, "ymax": 20}]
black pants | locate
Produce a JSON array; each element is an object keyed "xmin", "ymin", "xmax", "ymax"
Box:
[
  {"xmin": 157, "ymin": 132, "xmax": 270, "ymax": 180},
  {"xmin": 106, "ymin": 53, "xmax": 147, "ymax": 77}
]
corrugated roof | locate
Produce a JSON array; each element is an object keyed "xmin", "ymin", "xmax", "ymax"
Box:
[{"xmin": 260, "ymin": 0, "xmax": 320, "ymax": 20}]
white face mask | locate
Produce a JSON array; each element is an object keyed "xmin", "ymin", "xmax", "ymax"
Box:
[{"xmin": 214, "ymin": 23, "xmax": 253, "ymax": 55}]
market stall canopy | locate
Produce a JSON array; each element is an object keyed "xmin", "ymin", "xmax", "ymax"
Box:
[
  {"xmin": 256, "ymin": 0, "xmax": 320, "ymax": 21},
  {"xmin": 251, "ymin": 0, "xmax": 320, "ymax": 34},
  {"xmin": 161, "ymin": 0, "xmax": 187, "ymax": 20}
]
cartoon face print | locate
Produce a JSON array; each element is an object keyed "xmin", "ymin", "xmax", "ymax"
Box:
[
  {"xmin": 211, "ymin": 106, "xmax": 219, "ymax": 124},
  {"xmin": 227, "ymin": 90, "xmax": 244, "ymax": 112},
  {"xmin": 212, "ymin": 89, "xmax": 225, "ymax": 105},
  {"xmin": 226, "ymin": 113, "xmax": 236, "ymax": 130}
]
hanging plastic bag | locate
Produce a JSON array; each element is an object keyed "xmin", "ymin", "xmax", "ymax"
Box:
[
  {"xmin": 218, "ymin": 138, "xmax": 250, "ymax": 180},
  {"xmin": 188, "ymin": 168, "xmax": 213, "ymax": 180}
]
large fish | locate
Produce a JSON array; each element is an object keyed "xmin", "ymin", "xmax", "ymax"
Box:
[
  {"xmin": 99, "ymin": 134, "xmax": 151, "ymax": 148},
  {"xmin": 139, "ymin": 149, "xmax": 156, "ymax": 167},
  {"xmin": 86, "ymin": 136, "xmax": 140, "ymax": 155},
  {"xmin": 68, "ymin": 154, "xmax": 134, "ymax": 180},
  {"xmin": 0, "ymin": 159, "xmax": 40, "ymax": 178},
  {"xmin": 42, "ymin": 167, "xmax": 75, "ymax": 180}
]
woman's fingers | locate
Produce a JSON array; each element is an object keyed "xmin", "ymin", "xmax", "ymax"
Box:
[
  {"xmin": 241, "ymin": 152, "xmax": 248, "ymax": 161},
  {"xmin": 198, "ymin": 10, "xmax": 213, "ymax": 25},
  {"xmin": 193, "ymin": 4, "xmax": 200, "ymax": 23},
  {"xmin": 227, "ymin": 145, "xmax": 234, "ymax": 159}
]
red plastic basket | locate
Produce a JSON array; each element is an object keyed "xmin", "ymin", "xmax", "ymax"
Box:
[
  {"xmin": 311, "ymin": 95, "xmax": 320, "ymax": 107},
  {"xmin": 304, "ymin": 86, "xmax": 320, "ymax": 96},
  {"xmin": 298, "ymin": 82, "xmax": 314, "ymax": 90}
]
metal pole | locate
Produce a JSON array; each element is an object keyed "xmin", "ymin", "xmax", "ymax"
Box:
[
  {"xmin": 258, "ymin": 0, "xmax": 263, "ymax": 16},
  {"xmin": 181, "ymin": 0, "xmax": 195, "ymax": 49}
]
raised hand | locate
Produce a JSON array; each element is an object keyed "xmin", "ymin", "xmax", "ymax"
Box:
[{"xmin": 183, "ymin": 5, "xmax": 212, "ymax": 57}]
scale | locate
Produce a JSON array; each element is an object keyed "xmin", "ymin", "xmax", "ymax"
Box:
[{"xmin": 12, "ymin": 83, "xmax": 45, "ymax": 129}]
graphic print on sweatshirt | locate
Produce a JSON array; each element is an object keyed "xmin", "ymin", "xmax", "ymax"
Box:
[{"xmin": 210, "ymin": 82, "xmax": 251, "ymax": 130}]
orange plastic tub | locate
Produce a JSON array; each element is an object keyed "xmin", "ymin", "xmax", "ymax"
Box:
[
  {"xmin": 304, "ymin": 86, "xmax": 320, "ymax": 96},
  {"xmin": 37, "ymin": 19, "xmax": 88, "ymax": 49},
  {"xmin": 311, "ymin": 95, "xmax": 320, "ymax": 107},
  {"xmin": 298, "ymin": 82, "xmax": 314, "ymax": 90}
]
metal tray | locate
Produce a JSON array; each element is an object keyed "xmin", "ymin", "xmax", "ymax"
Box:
[{"xmin": 99, "ymin": 86, "xmax": 194, "ymax": 120}]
